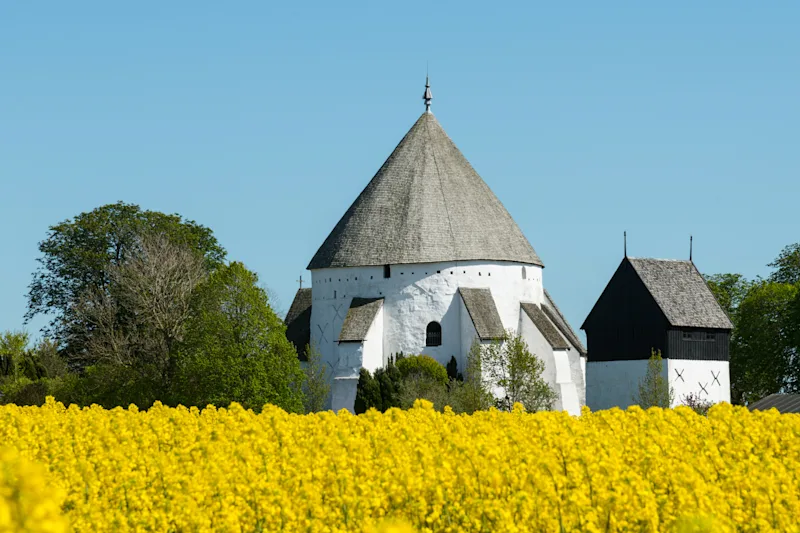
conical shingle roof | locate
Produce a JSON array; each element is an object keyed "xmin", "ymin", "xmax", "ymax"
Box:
[{"xmin": 308, "ymin": 112, "xmax": 543, "ymax": 269}]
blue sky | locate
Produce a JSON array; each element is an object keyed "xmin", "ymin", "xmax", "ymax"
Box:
[{"xmin": 1, "ymin": 2, "xmax": 798, "ymax": 342}]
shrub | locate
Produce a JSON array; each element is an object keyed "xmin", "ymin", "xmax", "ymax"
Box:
[
  {"xmin": 398, "ymin": 374, "xmax": 449, "ymax": 410},
  {"xmin": 396, "ymin": 355, "xmax": 448, "ymax": 386},
  {"xmin": 682, "ymin": 392, "xmax": 713, "ymax": 416}
]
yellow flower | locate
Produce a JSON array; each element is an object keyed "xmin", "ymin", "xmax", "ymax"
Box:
[{"xmin": 0, "ymin": 396, "xmax": 799, "ymax": 531}]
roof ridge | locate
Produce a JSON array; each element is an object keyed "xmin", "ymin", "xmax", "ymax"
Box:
[
  {"xmin": 628, "ymin": 257, "xmax": 692, "ymax": 263},
  {"xmin": 426, "ymin": 114, "xmax": 460, "ymax": 263}
]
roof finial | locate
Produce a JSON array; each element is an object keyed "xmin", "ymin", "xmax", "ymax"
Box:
[
  {"xmin": 690, "ymin": 235, "xmax": 693, "ymax": 262},
  {"xmin": 624, "ymin": 230, "xmax": 627, "ymax": 257},
  {"xmin": 423, "ymin": 72, "xmax": 432, "ymax": 113}
]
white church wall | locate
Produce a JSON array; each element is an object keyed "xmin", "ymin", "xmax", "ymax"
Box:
[
  {"xmin": 309, "ymin": 260, "xmax": 543, "ymax": 377},
  {"xmin": 518, "ymin": 308, "xmax": 582, "ymax": 415},
  {"xmin": 459, "ymin": 299, "xmax": 479, "ymax": 371},
  {"xmin": 586, "ymin": 360, "xmax": 654, "ymax": 411},
  {"xmin": 335, "ymin": 342, "xmax": 363, "ymax": 380},
  {"xmin": 580, "ymin": 357, "xmax": 587, "ymax": 402},
  {"xmin": 361, "ymin": 305, "xmax": 384, "ymax": 374},
  {"xmin": 554, "ymin": 349, "xmax": 581, "ymax": 415},
  {"xmin": 567, "ymin": 350, "xmax": 586, "ymax": 409},
  {"xmin": 332, "ymin": 377, "xmax": 358, "ymax": 413},
  {"xmin": 668, "ymin": 359, "xmax": 730, "ymax": 406},
  {"xmin": 518, "ymin": 309, "xmax": 557, "ymax": 387}
]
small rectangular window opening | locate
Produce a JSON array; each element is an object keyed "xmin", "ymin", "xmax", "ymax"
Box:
[{"xmin": 383, "ymin": 265, "xmax": 391, "ymax": 278}]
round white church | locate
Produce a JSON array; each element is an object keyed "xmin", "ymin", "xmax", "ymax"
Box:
[{"xmin": 286, "ymin": 80, "xmax": 587, "ymax": 414}]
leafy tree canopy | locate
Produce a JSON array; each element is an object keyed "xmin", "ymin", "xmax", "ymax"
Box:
[
  {"xmin": 174, "ymin": 262, "xmax": 304, "ymax": 413},
  {"xmin": 704, "ymin": 273, "xmax": 754, "ymax": 326},
  {"xmin": 26, "ymin": 202, "xmax": 226, "ymax": 355},
  {"xmin": 730, "ymin": 280, "xmax": 798, "ymax": 404},
  {"xmin": 769, "ymin": 244, "xmax": 800, "ymax": 286}
]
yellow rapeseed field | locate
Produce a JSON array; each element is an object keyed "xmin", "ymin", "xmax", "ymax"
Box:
[{"xmin": 1, "ymin": 398, "xmax": 799, "ymax": 532}]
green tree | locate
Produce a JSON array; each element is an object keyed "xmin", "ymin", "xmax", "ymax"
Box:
[
  {"xmin": 26, "ymin": 202, "xmax": 225, "ymax": 359},
  {"xmin": 447, "ymin": 340, "xmax": 493, "ymax": 414},
  {"xmin": 483, "ymin": 332, "xmax": 557, "ymax": 412},
  {"xmin": 302, "ymin": 344, "xmax": 330, "ymax": 413},
  {"xmin": 704, "ymin": 273, "xmax": 753, "ymax": 327},
  {"xmin": 768, "ymin": 243, "xmax": 800, "ymax": 286},
  {"xmin": 730, "ymin": 281, "xmax": 798, "ymax": 404},
  {"xmin": 445, "ymin": 356, "xmax": 460, "ymax": 382},
  {"xmin": 375, "ymin": 355, "xmax": 404, "ymax": 411},
  {"xmin": 175, "ymin": 262, "xmax": 304, "ymax": 412},
  {"xmin": 0, "ymin": 332, "xmax": 72, "ymax": 406},
  {"xmin": 634, "ymin": 350, "xmax": 674, "ymax": 409},
  {"xmin": 354, "ymin": 368, "xmax": 382, "ymax": 413},
  {"xmin": 71, "ymin": 233, "xmax": 208, "ymax": 404},
  {"xmin": 0, "ymin": 331, "xmax": 32, "ymax": 382}
]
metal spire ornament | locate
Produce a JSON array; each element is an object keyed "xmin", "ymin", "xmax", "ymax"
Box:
[{"xmin": 423, "ymin": 75, "xmax": 432, "ymax": 113}]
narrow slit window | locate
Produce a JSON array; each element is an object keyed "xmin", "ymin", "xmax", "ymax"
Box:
[
  {"xmin": 426, "ymin": 322, "xmax": 442, "ymax": 347},
  {"xmin": 383, "ymin": 264, "xmax": 391, "ymax": 278}
]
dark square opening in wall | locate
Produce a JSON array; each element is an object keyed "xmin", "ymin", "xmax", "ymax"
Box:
[{"xmin": 383, "ymin": 264, "xmax": 391, "ymax": 278}]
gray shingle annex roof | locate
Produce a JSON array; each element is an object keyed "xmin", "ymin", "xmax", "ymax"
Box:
[
  {"xmin": 748, "ymin": 394, "xmax": 800, "ymax": 414},
  {"xmin": 628, "ymin": 258, "xmax": 734, "ymax": 330},
  {"xmin": 284, "ymin": 288, "xmax": 312, "ymax": 361},
  {"xmin": 543, "ymin": 289, "xmax": 587, "ymax": 355},
  {"xmin": 459, "ymin": 288, "xmax": 506, "ymax": 340},
  {"xmin": 308, "ymin": 111, "xmax": 543, "ymax": 270},
  {"xmin": 521, "ymin": 303, "xmax": 569, "ymax": 350},
  {"xmin": 338, "ymin": 297, "xmax": 384, "ymax": 342}
]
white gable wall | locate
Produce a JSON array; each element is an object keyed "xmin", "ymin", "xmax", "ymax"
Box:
[
  {"xmin": 518, "ymin": 309, "xmax": 557, "ymax": 386},
  {"xmin": 362, "ymin": 305, "xmax": 384, "ymax": 374},
  {"xmin": 586, "ymin": 360, "xmax": 652, "ymax": 411},
  {"xmin": 668, "ymin": 359, "xmax": 730, "ymax": 406},
  {"xmin": 587, "ymin": 358, "xmax": 729, "ymax": 410},
  {"xmin": 459, "ymin": 298, "xmax": 480, "ymax": 371}
]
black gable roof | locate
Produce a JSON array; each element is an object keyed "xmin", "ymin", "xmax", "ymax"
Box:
[{"xmin": 583, "ymin": 257, "xmax": 733, "ymax": 331}]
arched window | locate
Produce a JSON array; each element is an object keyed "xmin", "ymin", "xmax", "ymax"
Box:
[{"xmin": 426, "ymin": 322, "xmax": 442, "ymax": 347}]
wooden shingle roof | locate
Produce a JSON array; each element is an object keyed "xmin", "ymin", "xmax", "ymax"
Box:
[
  {"xmin": 521, "ymin": 303, "xmax": 569, "ymax": 350},
  {"xmin": 284, "ymin": 288, "xmax": 312, "ymax": 361},
  {"xmin": 459, "ymin": 288, "xmax": 506, "ymax": 341},
  {"xmin": 628, "ymin": 258, "xmax": 733, "ymax": 330},
  {"xmin": 308, "ymin": 111, "xmax": 543, "ymax": 270},
  {"xmin": 338, "ymin": 297, "xmax": 384, "ymax": 342},
  {"xmin": 543, "ymin": 289, "xmax": 587, "ymax": 355},
  {"xmin": 748, "ymin": 394, "xmax": 800, "ymax": 414}
]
